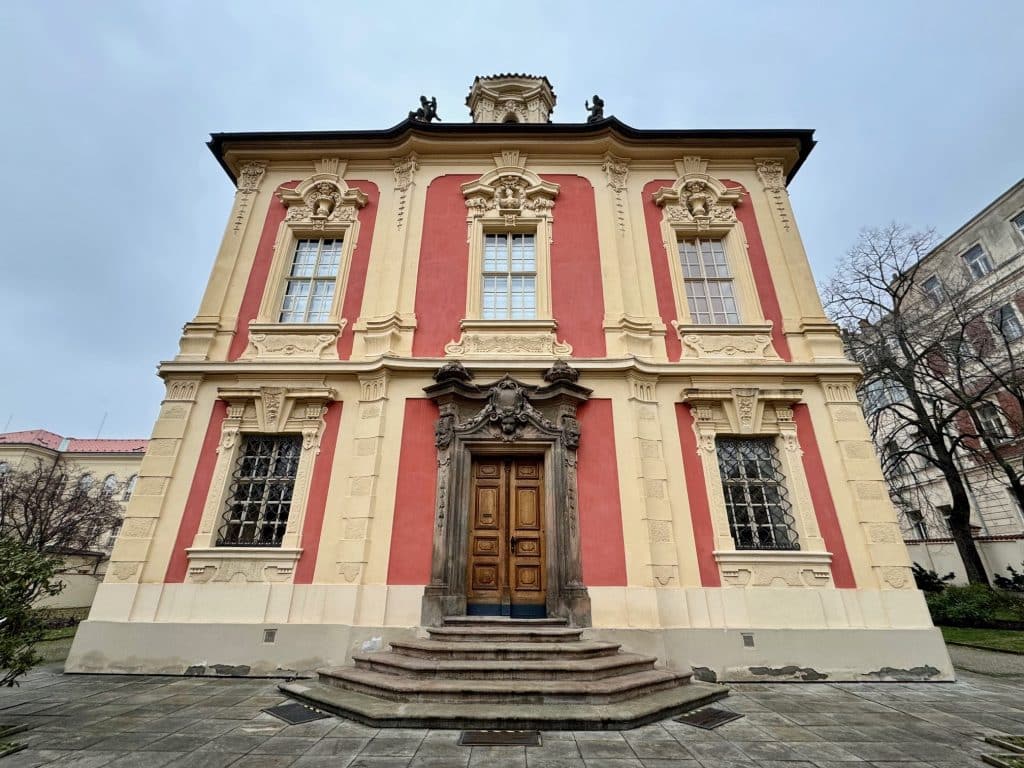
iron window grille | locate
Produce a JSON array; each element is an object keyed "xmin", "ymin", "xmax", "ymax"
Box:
[
  {"xmin": 678, "ymin": 237, "xmax": 740, "ymax": 324},
  {"xmin": 481, "ymin": 232, "xmax": 537, "ymax": 320},
  {"xmin": 217, "ymin": 434, "xmax": 302, "ymax": 547},
  {"xmin": 280, "ymin": 238, "xmax": 343, "ymax": 323},
  {"xmin": 716, "ymin": 437, "xmax": 799, "ymax": 550}
]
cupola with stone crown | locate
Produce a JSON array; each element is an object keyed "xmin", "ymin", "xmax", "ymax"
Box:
[{"xmin": 465, "ymin": 73, "xmax": 556, "ymax": 124}]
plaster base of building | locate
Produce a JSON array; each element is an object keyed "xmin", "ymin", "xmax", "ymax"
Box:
[{"xmin": 67, "ymin": 584, "xmax": 953, "ymax": 681}]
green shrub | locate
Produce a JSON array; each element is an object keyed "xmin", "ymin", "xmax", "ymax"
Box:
[
  {"xmin": 925, "ymin": 584, "xmax": 1003, "ymax": 627},
  {"xmin": 912, "ymin": 563, "xmax": 955, "ymax": 593},
  {"xmin": 0, "ymin": 537, "xmax": 64, "ymax": 686}
]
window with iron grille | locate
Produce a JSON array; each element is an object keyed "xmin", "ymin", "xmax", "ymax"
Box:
[
  {"xmin": 279, "ymin": 238, "xmax": 343, "ymax": 323},
  {"xmin": 678, "ymin": 237, "xmax": 740, "ymax": 324},
  {"xmin": 481, "ymin": 232, "xmax": 536, "ymax": 320},
  {"xmin": 217, "ymin": 435, "xmax": 302, "ymax": 547},
  {"xmin": 716, "ymin": 437, "xmax": 799, "ymax": 550},
  {"xmin": 962, "ymin": 244, "xmax": 993, "ymax": 280}
]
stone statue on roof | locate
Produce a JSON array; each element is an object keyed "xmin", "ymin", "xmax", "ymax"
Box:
[
  {"xmin": 409, "ymin": 95, "xmax": 441, "ymax": 123},
  {"xmin": 585, "ymin": 94, "xmax": 604, "ymax": 123}
]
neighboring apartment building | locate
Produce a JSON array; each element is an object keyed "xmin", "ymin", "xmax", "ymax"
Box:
[
  {"xmin": 66, "ymin": 74, "xmax": 951, "ymax": 688},
  {"xmin": 0, "ymin": 429, "xmax": 147, "ymax": 608},
  {"xmin": 866, "ymin": 180, "xmax": 1024, "ymax": 583}
]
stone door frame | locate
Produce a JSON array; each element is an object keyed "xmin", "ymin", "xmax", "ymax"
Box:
[{"xmin": 421, "ymin": 361, "xmax": 593, "ymax": 627}]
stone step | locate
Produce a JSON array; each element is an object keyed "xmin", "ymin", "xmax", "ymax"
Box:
[
  {"xmin": 441, "ymin": 615, "xmax": 569, "ymax": 627},
  {"xmin": 389, "ymin": 638, "xmax": 622, "ymax": 661},
  {"xmin": 318, "ymin": 666, "xmax": 687, "ymax": 705},
  {"xmin": 351, "ymin": 650, "xmax": 660, "ymax": 680},
  {"xmin": 425, "ymin": 625, "xmax": 583, "ymax": 643},
  {"xmin": 280, "ymin": 678, "xmax": 729, "ymax": 730}
]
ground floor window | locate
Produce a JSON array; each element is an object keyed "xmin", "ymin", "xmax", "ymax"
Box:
[
  {"xmin": 217, "ymin": 434, "xmax": 302, "ymax": 547},
  {"xmin": 716, "ymin": 437, "xmax": 799, "ymax": 550}
]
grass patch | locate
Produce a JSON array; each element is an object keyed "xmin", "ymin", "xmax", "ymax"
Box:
[
  {"xmin": 40, "ymin": 626, "xmax": 78, "ymax": 641},
  {"xmin": 942, "ymin": 626, "xmax": 1024, "ymax": 654}
]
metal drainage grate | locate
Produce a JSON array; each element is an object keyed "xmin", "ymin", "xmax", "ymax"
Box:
[
  {"xmin": 458, "ymin": 730, "xmax": 541, "ymax": 746},
  {"xmin": 262, "ymin": 702, "xmax": 332, "ymax": 725},
  {"xmin": 674, "ymin": 707, "xmax": 744, "ymax": 730}
]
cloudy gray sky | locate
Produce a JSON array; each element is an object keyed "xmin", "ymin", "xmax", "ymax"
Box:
[{"xmin": 1, "ymin": 1, "xmax": 1022, "ymax": 439}]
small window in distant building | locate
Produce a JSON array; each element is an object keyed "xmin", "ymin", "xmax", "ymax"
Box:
[
  {"xmin": 217, "ymin": 434, "xmax": 302, "ymax": 547},
  {"xmin": 679, "ymin": 237, "xmax": 740, "ymax": 324},
  {"xmin": 122, "ymin": 474, "xmax": 137, "ymax": 501},
  {"xmin": 0, "ymin": 461, "xmax": 9, "ymax": 476},
  {"xmin": 1013, "ymin": 211, "xmax": 1024, "ymax": 239},
  {"xmin": 482, "ymin": 233, "xmax": 537, "ymax": 320},
  {"xmin": 993, "ymin": 304, "xmax": 1024, "ymax": 342},
  {"xmin": 976, "ymin": 402, "xmax": 1008, "ymax": 441},
  {"xmin": 279, "ymin": 238, "xmax": 343, "ymax": 323},
  {"xmin": 962, "ymin": 244, "xmax": 994, "ymax": 280},
  {"xmin": 716, "ymin": 437, "xmax": 798, "ymax": 550},
  {"xmin": 906, "ymin": 509, "xmax": 928, "ymax": 540},
  {"xmin": 106, "ymin": 520, "xmax": 123, "ymax": 547},
  {"xmin": 78, "ymin": 473, "xmax": 94, "ymax": 490},
  {"xmin": 921, "ymin": 275, "xmax": 944, "ymax": 305},
  {"xmin": 103, "ymin": 474, "xmax": 118, "ymax": 494}
]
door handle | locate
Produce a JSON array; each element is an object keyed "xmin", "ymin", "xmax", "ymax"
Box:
[{"xmin": 509, "ymin": 536, "xmax": 518, "ymax": 554}]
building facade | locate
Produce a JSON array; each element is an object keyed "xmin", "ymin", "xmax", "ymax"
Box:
[
  {"xmin": 67, "ymin": 75, "xmax": 951, "ymax": 681},
  {"xmin": 0, "ymin": 429, "xmax": 146, "ymax": 608},
  {"xmin": 869, "ymin": 180, "xmax": 1024, "ymax": 583}
]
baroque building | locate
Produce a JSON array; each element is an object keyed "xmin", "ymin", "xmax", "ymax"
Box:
[{"xmin": 68, "ymin": 75, "xmax": 952, "ymax": 690}]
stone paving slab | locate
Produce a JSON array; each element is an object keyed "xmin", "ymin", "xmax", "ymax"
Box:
[{"xmin": 0, "ymin": 660, "xmax": 1022, "ymax": 766}]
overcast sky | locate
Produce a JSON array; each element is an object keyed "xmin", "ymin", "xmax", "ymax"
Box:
[{"xmin": 1, "ymin": 2, "xmax": 1022, "ymax": 439}]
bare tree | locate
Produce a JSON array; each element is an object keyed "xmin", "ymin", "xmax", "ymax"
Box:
[
  {"xmin": 0, "ymin": 460, "xmax": 123, "ymax": 556},
  {"xmin": 823, "ymin": 223, "xmax": 1000, "ymax": 584}
]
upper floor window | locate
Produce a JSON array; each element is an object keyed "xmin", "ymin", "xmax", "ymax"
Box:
[
  {"xmin": 279, "ymin": 238, "xmax": 343, "ymax": 323},
  {"xmin": 102, "ymin": 474, "xmax": 118, "ymax": 494},
  {"xmin": 482, "ymin": 233, "xmax": 537, "ymax": 320},
  {"xmin": 0, "ymin": 461, "xmax": 8, "ymax": 476},
  {"xmin": 1013, "ymin": 211, "xmax": 1024, "ymax": 239},
  {"xmin": 217, "ymin": 434, "xmax": 302, "ymax": 547},
  {"xmin": 906, "ymin": 509, "xmax": 928, "ymax": 540},
  {"xmin": 962, "ymin": 244, "xmax": 993, "ymax": 280},
  {"xmin": 122, "ymin": 474, "xmax": 137, "ymax": 501},
  {"xmin": 106, "ymin": 520, "xmax": 123, "ymax": 548},
  {"xmin": 716, "ymin": 437, "xmax": 798, "ymax": 550},
  {"xmin": 679, "ymin": 237, "xmax": 739, "ymax": 324},
  {"xmin": 993, "ymin": 304, "xmax": 1024, "ymax": 342},
  {"xmin": 976, "ymin": 402, "xmax": 1008, "ymax": 441},
  {"xmin": 921, "ymin": 275, "xmax": 944, "ymax": 305},
  {"xmin": 78, "ymin": 473, "xmax": 94, "ymax": 491}
]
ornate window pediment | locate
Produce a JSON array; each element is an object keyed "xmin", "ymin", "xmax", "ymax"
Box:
[
  {"xmin": 461, "ymin": 151, "xmax": 559, "ymax": 228},
  {"xmin": 279, "ymin": 159, "xmax": 368, "ymax": 231},
  {"xmin": 653, "ymin": 157, "xmax": 741, "ymax": 233}
]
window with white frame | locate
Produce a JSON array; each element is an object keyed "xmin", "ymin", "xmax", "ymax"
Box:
[
  {"xmin": 993, "ymin": 304, "xmax": 1024, "ymax": 342},
  {"xmin": 217, "ymin": 434, "xmax": 302, "ymax": 547},
  {"xmin": 279, "ymin": 238, "xmax": 343, "ymax": 323},
  {"xmin": 1013, "ymin": 211, "xmax": 1024, "ymax": 239},
  {"xmin": 976, "ymin": 402, "xmax": 1008, "ymax": 441},
  {"xmin": 921, "ymin": 275, "xmax": 944, "ymax": 305},
  {"xmin": 962, "ymin": 244, "xmax": 994, "ymax": 280},
  {"xmin": 679, "ymin": 237, "xmax": 739, "ymax": 324},
  {"xmin": 481, "ymin": 233, "xmax": 537, "ymax": 320},
  {"xmin": 106, "ymin": 520, "xmax": 123, "ymax": 548},
  {"xmin": 906, "ymin": 509, "xmax": 928, "ymax": 540},
  {"xmin": 122, "ymin": 474, "xmax": 137, "ymax": 501},
  {"xmin": 716, "ymin": 437, "xmax": 799, "ymax": 550}
]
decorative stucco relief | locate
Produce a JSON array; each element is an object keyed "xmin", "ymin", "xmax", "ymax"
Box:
[
  {"xmin": 444, "ymin": 332, "xmax": 572, "ymax": 357},
  {"xmin": 243, "ymin": 329, "xmax": 339, "ymax": 361},
  {"xmin": 755, "ymin": 158, "xmax": 791, "ymax": 232},
  {"xmin": 653, "ymin": 157, "xmax": 743, "ymax": 233},
  {"xmin": 676, "ymin": 328, "xmax": 780, "ymax": 360}
]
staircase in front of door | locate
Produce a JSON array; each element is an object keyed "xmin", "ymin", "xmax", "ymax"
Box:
[{"xmin": 279, "ymin": 616, "xmax": 728, "ymax": 730}]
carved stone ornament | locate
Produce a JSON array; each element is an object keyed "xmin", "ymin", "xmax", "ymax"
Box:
[
  {"xmin": 602, "ymin": 153, "xmax": 630, "ymax": 233},
  {"xmin": 445, "ymin": 332, "xmax": 572, "ymax": 357},
  {"xmin": 543, "ymin": 359, "xmax": 580, "ymax": 384},
  {"xmin": 755, "ymin": 158, "xmax": 791, "ymax": 231},
  {"xmin": 278, "ymin": 163, "xmax": 368, "ymax": 231},
  {"xmin": 466, "ymin": 75, "xmax": 556, "ymax": 124},
  {"xmin": 422, "ymin": 363, "xmax": 593, "ymax": 627},
  {"xmin": 237, "ymin": 161, "xmax": 268, "ymax": 193},
  {"xmin": 653, "ymin": 157, "xmax": 742, "ymax": 232},
  {"xmin": 243, "ymin": 328, "xmax": 339, "ymax": 361},
  {"xmin": 675, "ymin": 327, "xmax": 781, "ymax": 360},
  {"xmin": 683, "ymin": 386, "xmax": 803, "ymax": 435},
  {"xmin": 461, "ymin": 152, "xmax": 559, "ymax": 227}
]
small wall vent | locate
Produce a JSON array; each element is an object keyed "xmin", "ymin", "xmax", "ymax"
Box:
[
  {"xmin": 263, "ymin": 628, "xmax": 277, "ymax": 644},
  {"xmin": 741, "ymin": 632, "xmax": 755, "ymax": 648}
]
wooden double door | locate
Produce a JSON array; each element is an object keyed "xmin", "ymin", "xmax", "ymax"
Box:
[{"xmin": 466, "ymin": 456, "xmax": 546, "ymax": 617}]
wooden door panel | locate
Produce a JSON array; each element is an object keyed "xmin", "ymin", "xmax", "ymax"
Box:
[{"xmin": 509, "ymin": 458, "xmax": 545, "ymax": 606}]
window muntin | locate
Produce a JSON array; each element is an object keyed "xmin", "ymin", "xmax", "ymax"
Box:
[
  {"xmin": 976, "ymin": 402, "xmax": 1007, "ymax": 441},
  {"xmin": 962, "ymin": 244, "xmax": 993, "ymax": 280},
  {"xmin": 122, "ymin": 474, "xmax": 137, "ymax": 501},
  {"xmin": 217, "ymin": 435, "xmax": 302, "ymax": 547},
  {"xmin": 1013, "ymin": 211, "xmax": 1024, "ymax": 239},
  {"xmin": 106, "ymin": 520, "xmax": 123, "ymax": 548},
  {"xmin": 679, "ymin": 238, "xmax": 740, "ymax": 324},
  {"xmin": 279, "ymin": 238, "xmax": 343, "ymax": 323},
  {"xmin": 994, "ymin": 304, "xmax": 1024, "ymax": 342},
  {"xmin": 716, "ymin": 437, "xmax": 799, "ymax": 550},
  {"xmin": 481, "ymin": 233, "xmax": 537, "ymax": 320},
  {"xmin": 907, "ymin": 509, "xmax": 928, "ymax": 540},
  {"xmin": 921, "ymin": 275, "xmax": 944, "ymax": 305}
]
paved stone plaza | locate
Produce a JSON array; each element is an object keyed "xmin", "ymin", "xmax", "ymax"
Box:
[{"xmin": 1, "ymin": 650, "xmax": 1021, "ymax": 767}]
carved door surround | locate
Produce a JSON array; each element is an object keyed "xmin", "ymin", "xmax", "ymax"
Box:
[
  {"xmin": 653, "ymin": 157, "xmax": 779, "ymax": 361},
  {"xmin": 422, "ymin": 360, "xmax": 592, "ymax": 627}
]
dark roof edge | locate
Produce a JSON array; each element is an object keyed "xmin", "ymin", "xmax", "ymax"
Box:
[{"xmin": 207, "ymin": 116, "xmax": 815, "ymax": 185}]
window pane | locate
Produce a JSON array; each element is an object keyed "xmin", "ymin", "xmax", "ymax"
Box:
[
  {"xmin": 483, "ymin": 233, "xmax": 507, "ymax": 272},
  {"xmin": 510, "ymin": 234, "xmax": 535, "ymax": 272},
  {"xmin": 315, "ymin": 239, "xmax": 343, "ymax": 277},
  {"xmin": 291, "ymin": 240, "xmax": 319, "ymax": 277}
]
